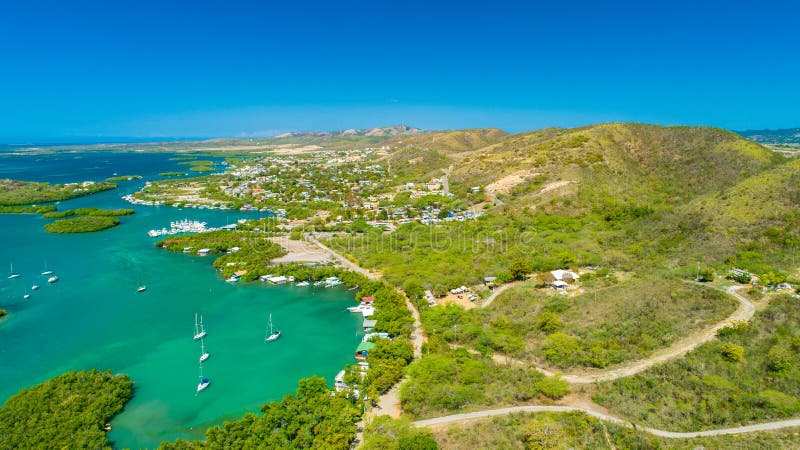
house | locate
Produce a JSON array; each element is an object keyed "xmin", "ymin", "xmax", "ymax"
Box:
[
  {"xmin": 484, "ymin": 276, "xmax": 497, "ymax": 288},
  {"xmin": 362, "ymin": 319, "xmax": 377, "ymax": 332},
  {"xmin": 355, "ymin": 341, "xmax": 375, "ymax": 360},
  {"xmin": 362, "ymin": 332, "xmax": 390, "ymax": 342},
  {"xmin": 360, "ymin": 295, "xmax": 375, "ymax": 304},
  {"xmin": 541, "ymin": 269, "xmax": 579, "ymax": 289}
]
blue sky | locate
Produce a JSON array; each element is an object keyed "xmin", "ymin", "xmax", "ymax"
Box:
[{"xmin": 0, "ymin": 0, "xmax": 798, "ymax": 140}]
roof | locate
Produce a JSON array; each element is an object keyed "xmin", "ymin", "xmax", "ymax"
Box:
[
  {"xmin": 551, "ymin": 269, "xmax": 579, "ymax": 281},
  {"xmin": 234, "ymin": 270, "xmax": 248, "ymax": 276},
  {"xmin": 363, "ymin": 319, "xmax": 378, "ymax": 327},
  {"xmin": 361, "ymin": 296, "xmax": 375, "ymax": 303},
  {"xmin": 355, "ymin": 342, "xmax": 375, "ymax": 353}
]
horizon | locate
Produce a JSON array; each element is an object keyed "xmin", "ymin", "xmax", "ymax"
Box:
[
  {"xmin": 0, "ymin": 121, "xmax": 797, "ymax": 146},
  {"xmin": 1, "ymin": 1, "xmax": 799, "ymax": 139}
]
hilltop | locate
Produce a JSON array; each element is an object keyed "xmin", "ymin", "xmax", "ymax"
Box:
[
  {"xmin": 274, "ymin": 125, "xmax": 422, "ymax": 138},
  {"xmin": 738, "ymin": 127, "xmax": 800, "ymax": 145}
]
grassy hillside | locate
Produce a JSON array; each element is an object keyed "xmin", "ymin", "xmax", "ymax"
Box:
[
  {"xmin": 382, "ymin": 128, "xmax": 509, "ymax": 182},
  {"xmin": 450, "ymin": 123, "xmax": 784, "ymax": 214},
  {"xmin": 594, "ymin": 294, "xmax": 800, "ymax": 431}
]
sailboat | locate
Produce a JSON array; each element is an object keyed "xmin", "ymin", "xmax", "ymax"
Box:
[
  {"xmin": 196, "ymin": 363, "xmax": 210, "ymax": 393},
  {"xmin": 193, "ymin": 313, "xmax": 207, "ymax": 340},
  {"xmin": 23, "ymin": 288, "xmax": 30, "ymax": 300},
  {"xmin": 137, "ymin": 274, "xmax": 146, "ymax": 292},
  {"xmin": 47, "ymin": 275, "xmax": 59, "ymax": 283},
  {"xmin": 31, "ymin": 284, "xmax": 39, "ymax": 291},
  {"xmin": 8, "ymin": 264, "xmax": 20, "ymax": 279},
  {"xmin": 264, "ymin": 314, "xmax": 281, "ymax": 342},
  {"xmin": 199, "ymin": 338, "xmax": 210, "ymax": 362},
  {"xmin": 41, "ymin": 261, "xmax": 53, "ymax": 276}
]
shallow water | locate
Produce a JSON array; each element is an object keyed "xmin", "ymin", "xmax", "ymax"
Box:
[{"xmin": 0, "ymin": 152, "xmax": 362, "ymax": 448}]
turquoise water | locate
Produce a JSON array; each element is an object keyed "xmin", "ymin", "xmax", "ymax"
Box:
[{"xmin": 0, "ymin": 153, "xmax": 362, "ymax": 448}]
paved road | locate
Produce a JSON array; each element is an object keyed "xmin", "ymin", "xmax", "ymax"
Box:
[
  {"xmin": 308, "ymin": 235, "xmax": 379, "ymax": 281},
  {"xmin": 414, "ymin": 405, "xmax": 800, "ymax": 438}
]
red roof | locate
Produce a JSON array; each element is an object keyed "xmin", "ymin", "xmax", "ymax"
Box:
[{"xmin": 361, "ymin": 296, "xmax": 375, "ymax": 303}]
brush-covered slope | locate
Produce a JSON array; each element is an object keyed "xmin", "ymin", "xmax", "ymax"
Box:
[
  {"xmin": 654, "ymin": 157, "xmax": 800, "ymax": 272},
  {"xmin": 451, "ymin": 123, "xmax": 785, "ymax": 214},
  {"xmin": 381, "ymin": 128, "xmax": 509, "ymax": 182}
]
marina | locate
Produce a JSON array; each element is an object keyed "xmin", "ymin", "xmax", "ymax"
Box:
[{"xmin": 0, "ymin": 151, "xmax": 362, "ymax": 448}]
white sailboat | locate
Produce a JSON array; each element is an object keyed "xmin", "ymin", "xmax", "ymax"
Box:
[
  {"xmin": 8, "ymin": 263, "xmax": 20, "ymax": 279},
  {"xmin": 196, "ymin": 363, "xmax": 210, "ymax": 393},
  {"xmin": 23, "ymin": 287, "xmax": 30, "ymax": 300},
  {"xmin": 137, "ymin": 286, "xmax": 147, "ymax": 293},
  {"xmin": 31, "ymin": 284, "xmax": 39, "ymax": 291},
  {"xmin": 41, "ymin": 261, "xmax": 52, "ymax": 276},
  {"xmin": 199, "ymin": 337, "xmax": 210, "ymax": 362},
  {"xmin": 193, "ymin": 313, "xmax": 207, "ymax": 340},
  {"xmin": 264, "ymin": 314, "xmax": 281, "ymax": 342},
  {"xmin": 47, "ymin": 275, "xmax": 58, "ymax": 283}
]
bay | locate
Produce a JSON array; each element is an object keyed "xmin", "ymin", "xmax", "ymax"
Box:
[{"xmin": 0, "ymin": 152, "xmax": 362, "ymax": 448}]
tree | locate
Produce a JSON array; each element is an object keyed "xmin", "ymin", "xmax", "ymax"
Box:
[
  {"xmin": 698, "ymin": 266, "xmax": 715, "ymax": 282},
  {"xmin": 508, "ymin": 258, "xmax": 532, "ymax": 281}
]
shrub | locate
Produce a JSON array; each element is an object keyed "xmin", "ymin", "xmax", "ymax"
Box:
[
  {"xmin": 720, "ymin": 342, "xmax": 745, "ymax": 362},
  {"xmin": 767, "ymin": 345, "xmax": 794, "ymax": 373},
  {"xmin": 535, "ymin": 311, "xmax": 563, "ymax": 333},
  {"xmin": 535, "ymin": 376, "xmax": 570, "ymax": 399}
]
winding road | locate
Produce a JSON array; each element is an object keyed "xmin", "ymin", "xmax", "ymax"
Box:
[
  {"xmin": 479, "ymin": 284, "xmax": 753, "ymax": 384},
  {"xmin": 306, "ymin": 242, "xmax": 785, "ymax": 441},
  {"xmin": 413, "ymin": 405, "xmax": 800, "ymax": 438}
]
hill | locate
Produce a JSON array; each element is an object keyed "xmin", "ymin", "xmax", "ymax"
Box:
[
  {"xmin": 449, "ymin": 123, "xmax": 784, "ymax": 214},
  {"xmin": 274, "ymin": 125, "xmax": 422, "ymax": 138},
  {"xmin": 738, "ymin": 127, "xmax": 800, "ymax": 145}
]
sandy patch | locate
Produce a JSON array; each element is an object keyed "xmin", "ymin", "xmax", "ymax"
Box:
[
  {"xmin": 486, "ymin": 170, "xmax": 540, "ymax": 195},
  {"xmin": 268, "ymin": 236, "xmax": 332, "ymax": 264},
  {"xmin": 437, "ymin": 293, "xmax": 478, "ymax": 310}
]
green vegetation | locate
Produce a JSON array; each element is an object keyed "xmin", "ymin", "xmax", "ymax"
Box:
[
  {"xmin": 421, "ymin": 278, "xmax": 735, "ymax": 369},
  {"xmin": 161, "ymin": 376, "xmax": 361, "ymax": 449},
  {"xmin": 41, "ymin": 207, "xmax": 134, "ymax": 218},
  {"xmin": 0, "ymin": 308, "xmax": 6, "ymax": 317},
  {"xmin": 401, "ymin": 345, "xmax": 567, "ymax": 419},
  {"xmin": 0, "ymin": 370, "xmax": 132, "ymax": 449},
  {"xmin": 0, "ymin": 204, "xmax": 57, "ymax": 214},
  {"xmin": 157, "ymin": 231, "xmax": 286, "ymax": 280},
  {"xmin": 105, "ymin": 175, "xmax": 142, "ymax": 182},
  {"xmin": 44, "ymin": 216, "xmax": 120, "ymax": 233},
  {"xmin": 594, "ymin": 294, "xmax": 800, "ymax": 431},
  {"xmin": 0, "ymin": 179, "xmax": 116, "ymax": 206},
  {"xmin": 430, "ymin": 411, "xmax": 800, "ymax": 449},
  {"xmin": 177, "ymin": 159, "xmax": 217, "ymax": 172},
  {"xmin": 158, "ymin": 171, "xmax": 187, "ymax": 177},
  {"xmin": 362, "ymin": 416, "xmax": 438, "ymax": 450}
]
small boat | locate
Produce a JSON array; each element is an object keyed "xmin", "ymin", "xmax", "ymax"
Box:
[
  {"xmin": 199, "ymin": 338, "xmax": 210, "ymax": 362},
  {"xmin": 296, "ymin": 281, "xmax": 310, "ymax": 287},
  {"xmin": 23, "ymin": 293, "xmax": 30, "ymax": 300},
  {"xmin": 47, "ymin": 275, "xmax": 59, "ymax": 283},
  {"xmin": 196, "ymin": 364, "xmax": 210, "ymax": 393},
  {"xmin": 137, "ymin": 286, "xmax": 147, "ymax": 293},
  {"xmin": 264, "ymin": 314, "xmax": 281, "ymax": 342},
  {"xmin": 41, "ymin": 271, "xmax": 53, "ymax": 276},
  {"xmin": 8, "ymin": 264, "xmax": 20, "ymax": 279},
  {"xmin": 348, "ymin": 285, "xmax": 360, "ymax": 291},
  {"xmin": 193, "ymin": 313, "xmax": 207, "ymax": 340},
  {"xmin": 31, "ymin": 285, "xmax": 39, "ymax": 291}
]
